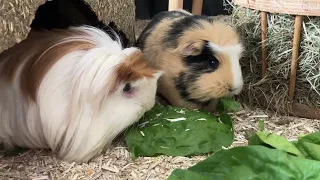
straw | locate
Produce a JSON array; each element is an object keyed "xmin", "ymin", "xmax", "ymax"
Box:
[{"xmin": 223, "ymin": 0, "xmax": 320, "ymax": 113}]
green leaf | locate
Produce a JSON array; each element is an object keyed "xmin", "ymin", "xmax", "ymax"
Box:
[
  {"xmin": 248, "ymin": 131, "xmax": 305, "ymax": 158},
  {"xmin": 219, "ymin": 113, "xmax": 233, "ymax": 127},
  {"xmin": 168, "ymin": 169, "xmax": 209, "ymax": 180},
  {"xmin": 258, "ymin": 119, "xmax": 264, "ymax": 131},
  {"xmin": 298, "ymin": 133, "xmax": 308, "ymax": 138},
  {"xmin": 296, "ymin": 132, "xmax": 320, "ymax": 161},
  {"xmin": 125, "ymin": 105, "xmax": 234, "ymax": 159},
  {"xmin": 217, "ymin": 97, "xmax": 240, "ymax": 113},
  {"xmin": 168, "ymin": 145, "xmax": 320, "ymax": 180},
  {"xmin": 247, "ymin": 133, "xmax": 264, "ymax": 146}
]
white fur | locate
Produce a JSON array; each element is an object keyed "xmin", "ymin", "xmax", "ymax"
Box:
[
  {"xmin": 0, "ymin": 26, "xmax": 161, "ymax": 162},
  {"xmin": 209, "ymin": 42, "xmax": 244, "ymax": 95}
]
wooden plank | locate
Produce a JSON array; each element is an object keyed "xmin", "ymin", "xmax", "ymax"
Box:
[
  {"xmin": 289, "ymin": 15, "xmax": 303, "ymax": 102},
  {"xmin": 291, "ymin": 103, "xmax": 320, "ymax": 120},
  {"xmin": 192, "ymin": 0, "xmax": 203, "ymax": 15},
  {"xmin": 168, "ymin": 0, "xmax": 184, "ymax": 11},
  {"xmin": 261, "ymin": 11, "xmax": 268, "ymax": 78},
  {"xmin": 233, "ymin": 0, "xmax": 320, "ymax": 16}
]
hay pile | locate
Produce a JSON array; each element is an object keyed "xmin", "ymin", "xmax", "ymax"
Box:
[
  {"xmin": 87, "ymin": 0, "xmax": 136, "ymax": 45},
  {"xmin": 0, "ymin": 0, "xmax": 136, "ymax": 53},
  {"xmin": 0, "ymin": 0, "xmax": 43, "ymax": 52},
  {"xmin": 223, "ymin": 1, "xmax": 320, "ymax": 115}
]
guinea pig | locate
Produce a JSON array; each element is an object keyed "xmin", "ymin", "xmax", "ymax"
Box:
[
  {"xmin": 136, "ymin": 10, "xmax": 244, "ymax": 111},
  {"xmin": 0, "ymin": 25, "xmax": 162, "ymax": 163},
  {"xmin": 29, "ymin": 0, "xmax": 129, "ymax": 47}
]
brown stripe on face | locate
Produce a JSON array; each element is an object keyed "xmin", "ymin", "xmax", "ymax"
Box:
[
  {"xmin": 113, "ymin": 50, "xmax": 159, "ymax": 88},
  {"xmin": 0, "ymin": 29, "xmax": 95, "ymax": 101},
  {"xmin": 178, "ymin": 20, "xmax": 240, "ymax": 49}
]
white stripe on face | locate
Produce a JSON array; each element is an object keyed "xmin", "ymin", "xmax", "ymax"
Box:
[{"xmin": 209, "ymin": 42, "xmax": 244, "ymax": 95}]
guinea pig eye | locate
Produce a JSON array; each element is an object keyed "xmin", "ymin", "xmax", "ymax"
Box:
[
  {"xmin": 123, "ymin": 83, "xmax": 133, "ymax": 93},
  {"xmin": 208, "ymin": 59, "xmax": 219, "ymax": 70}
]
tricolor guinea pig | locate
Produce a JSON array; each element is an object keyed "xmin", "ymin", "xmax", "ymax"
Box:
[
  {"xmin": 0, "ymin": 25, "xmax": 162, "ymax": 163},
  {"xmin": 136, "ymin": 10, "xmax": 244, "ymax": 111}
]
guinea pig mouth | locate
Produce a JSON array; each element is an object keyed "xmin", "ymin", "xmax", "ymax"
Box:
[{"xmin": 229, "ymin": 88, "xmax": 242, "ymax": 96}]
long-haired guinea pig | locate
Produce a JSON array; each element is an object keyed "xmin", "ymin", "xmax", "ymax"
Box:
[
  {"xmin": 29, "ymin": 0, "xmax": 129, "ymax": 47},
  {"xmin": 136, "ymin": 10, "xmax": 244, "ymax": 111},
  {"xmin": 0, "ymin": 25, "xmax": 162, "ymax": 163}
]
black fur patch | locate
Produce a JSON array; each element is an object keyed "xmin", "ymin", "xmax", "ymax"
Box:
[
  {"xmin": 174, "ymin": 41, "xmax": 219, "ymax": 105},
  {"xmin": 30, "ymin": 0, "xmax": 99, "ymax": 29},
  {"xmin": 30, "ymin": 0, "xmax": 129, "ymax": 48},
  {"xmin": 164, "ymin": 15, "xmax": 213, "ymax": 48},
  {"xmin": 174, "ymin": 71, "xmax": 211, "ymax": 106},
  {"xmin": 136, "ymin": 10, "xmax": 191, "ymax": 49},
  {"xmin": 184, "ymin": 40, "xmax": 219, "ymax": 73}
]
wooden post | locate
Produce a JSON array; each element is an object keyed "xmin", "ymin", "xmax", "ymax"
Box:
[
  {"xmin": 168, "ymin": 0, "xmax": 183, "ymax": 11},
  {"xmin": 261, "ymin": 11, "xmax": 268, "ymax": 78},
  {"xmin": 192, "ymin": 0, "xmax": 203, "ymax": 15},
  {"xmin": 288, "ymin": 15, "xmax": 303, "ymax": 102}
]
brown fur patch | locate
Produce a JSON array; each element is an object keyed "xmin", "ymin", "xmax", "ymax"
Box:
[
  {"xmin": 181, "ymin": 40, "xmax": 205, "ymax": 56},
  {"xmin": 0, "ymin": 29, "xmax": 95, "ymax": 101},
  {"xmin": 115, "ymin": 50, "xmax": 159, "ymax": 86},
  {"xmin": 143, "ymin": 18, "xmax": 183, "ymax": 68},
  {"xmin": 177, "ymin": 21, "xmax": 240, "ymax": 50},
  {"xmin": 155, "ymin": 53, "xmax": 187, "ymax": 102}
]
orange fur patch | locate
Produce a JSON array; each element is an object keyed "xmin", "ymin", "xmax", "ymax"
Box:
[
  {"xmin": 178, "ymin": 21, "xmax": 240, "ymax": 49},
  {"xmin": 115, "ymin": 50, "xmax": 159, "ymax": 84},
  {"xmin": 0, "ymin": 29, "xmax": 95, "ymax": 101}
]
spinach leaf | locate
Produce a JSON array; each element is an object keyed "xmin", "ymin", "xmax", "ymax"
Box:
[
  {"xmin": 168, "ymin": 169, "xmax": 209, "ymax": 180},
  {"xmin": 125, "ymin": 105, "xmax": 234, "ymax": 159},
  {"xmin": 296, "ymin": 132, "xmax": 320, "ymax": 161},
  {"xmin": 168, "ymin": 145, "xmax": 320, "ymax": 180},
  {"xmin": 258, "ymin": 119, "xmax": 264, "ymax": 131},
  {"xmin": 248, "ymin": 131, "xmax": 305, "ymax": 158},
  {"xmin": 217, "ymin": 97, "xmax": 240, "ymax": 113}
]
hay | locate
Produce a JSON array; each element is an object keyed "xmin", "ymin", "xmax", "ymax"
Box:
[
  {"xmin": 224, "ymin": 0, "xmax": 320, "ymax": 114},
  {"xmin": 0, "ymin": 0, "xmax": 44, "ymax": 52},
  {"xmin": 1, "ymin": 102, "xmax": 319, "ymax": 179},
  {"xmin": 86, "ymin": 0, "xmax": 136, "ymax": 46},
  {"xmin": 0, "ymin": 0, "xmax": 136, "ymax": 53}
]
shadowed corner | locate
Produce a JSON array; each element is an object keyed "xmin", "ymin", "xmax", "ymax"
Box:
[
  {"xmin": 29, "ymin": 0, "xmax": 130, "ymax": 48},
  {"xmin": 0, "ymin": 144, "xmax": 29, "ymax": 157}
]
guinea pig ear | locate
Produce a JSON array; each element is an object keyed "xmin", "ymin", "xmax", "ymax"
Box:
[{"xmin": 180, "ymin": 41, "xmax": 203, "ymax": 57}]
